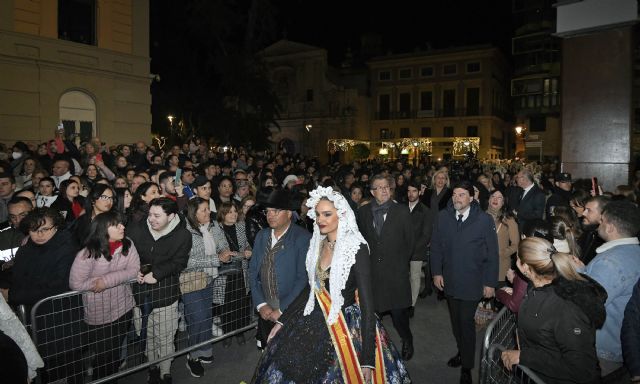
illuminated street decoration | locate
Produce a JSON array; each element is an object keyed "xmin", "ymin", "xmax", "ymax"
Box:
[{"xmin": 452, "ymin": 137, "xmax": 480, "ymax": 156}]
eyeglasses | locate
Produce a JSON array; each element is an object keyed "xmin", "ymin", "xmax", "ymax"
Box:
[
  {"xmin": 265, "ymin": 208, "xmax": 282, "ymax": 216},
  {"xmin": 30, "ymin": 226, "xmax": 55, "ymax": 235},
  {"xmin": 371, "ymin": 185, "xmax": 390, "ymax": 191},
  {"xmin": 98, "ymin": 195, "xmax": 113, "ymax": 201}
]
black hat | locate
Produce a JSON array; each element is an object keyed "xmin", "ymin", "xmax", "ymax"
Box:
[
  {"xmin": 191, "ymin": 175, "xmax": 210, "ymax": 189},
  {"xmin": 556, "ymin": 172, "xmax": 572, "ymax": 183},
  {"xmin": 263, "ymin": 189, "xmax": 295, "ymax": 211}
]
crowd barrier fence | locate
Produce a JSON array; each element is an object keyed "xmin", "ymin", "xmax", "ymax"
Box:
[
  {"xmin": 19, "ymin": 265, "xmax": 256, "ymax": 384},
  {"xmin": 479, "ymin": 307, "xmax": 546, "ymax": 384}
]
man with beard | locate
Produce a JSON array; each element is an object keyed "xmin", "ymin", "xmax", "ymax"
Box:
[
  {"xmin": 579, "ymin": 195, "xmax": 610, "ymax": 265},
  {"xmin": 431, "ymin": 180, "xmax": 498, "ymax": 384}
]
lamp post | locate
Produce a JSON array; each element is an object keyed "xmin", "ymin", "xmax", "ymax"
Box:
[
  {"xmin": 412, "ymin": 141, "xmax": 419, "ymax": 166},
  {"xmin": 514, "ymin": 124, "xmax": 526, "ymax": 159},
  {"xmin": 167, "ymin": 115, "xmax": 175, "ymax": 140}
]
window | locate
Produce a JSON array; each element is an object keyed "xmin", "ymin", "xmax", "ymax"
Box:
[
  {"xmin": 444, "ymin": 126, "xmax": 454, "ymax": 137},
  {"xmin": 466, "ymin": 88, "xmax": 480, "ymax": 115},
  {"xmin": 442, "ymin": 89, "xmax": 456, "ymax": 117},
  {"xmin": 59, "ymin": 90, "xmax": 96, "ymax": 146},
  {"xmin": 466, "ymin": 62, "xmax": 481, "ymax": 73},
  {"xmin": 467, "ymin": 126, "xmax": 478, "ymax": 137},
  {"xmin": 512, "ymin": 78, "xmax": 543, "ymax": 96},
  {"xmin": 398, "ymin": 93, "xmax": 411, "ymax": 118},
  {"xmin": 379, "ymin": 71, "xmax": 391, "ymax": 81},
  {"xmin": 378, "ymin": 94, "xmax": 390, "ymax": 119},
  {"xmin": 58, "ymin": 0, "xmax": 96, "ymax": 45},
  {"xmin": 421, "ymin": 127, "xmax": 432, "ymax": 137},
  {"xmin": 420, "ymin": 91, "xmax": 433, "ymax": 111},
  {"xmin": 306, "ymin": 89, "xmax": 314, "ymax": 102},
  {"xmin": 543, "ymin": 78, "xmax": 559, "ymax": 107},
  {"xmin": 443, "ymin": 64, "xmax": 457, "ymax": 76},
  {"xmin": 380, "ymin": 128, "xmax": 390, "ymax": 139},
  {"xmin": 400, "ymin": 128, "xmax": 411, "ymax": 138},
  {"xmin": 399, "ymin": 69, "xmax": 412, "ymax": 79},
  {"xmin": 420, "ymin": 66, "xmax": 434, "ymax": 77},
  {"xmin": 530, "ymin": 116, "xmax": 546, "ymax": 132}
]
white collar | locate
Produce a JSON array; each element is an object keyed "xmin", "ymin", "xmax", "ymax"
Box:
[
  {"xmin": 596, "ymin": 237, "xmax": 640, "ymax": 253},
  {"xmin": 408, "ymin": 200, "xmax": 419, "ymax": 212},
  {"xmin": 455, "ymin": 206, "xmax": 471, "ymax": 222},
  {"xmin": 271, "ymin": 223, "xmax": 291, "ymax": 246},
  {"xmin": 522, "ymin": 183, "xmax": 534, "ymax": 195}
]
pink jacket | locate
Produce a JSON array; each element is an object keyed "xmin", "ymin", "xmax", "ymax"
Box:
[{"xmin": 69, "ymin": 242, "xmax": 140, "ymax": 325}]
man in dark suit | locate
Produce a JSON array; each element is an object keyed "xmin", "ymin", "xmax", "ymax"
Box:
[
  {"xmin": 512, "ymin": 169, "xmax": 546, "ymax": 233},
  {"xmin": 407, "ymin": 180, "xmax": 434, "ymax": 316},
  {"xmin": 249, "ymin": 189, "xmax": 311, "ymax": 349},
  {"xmin": 431, "ymin": 180, "xmax": 499, "ymax": 384},
  {"xmin": 358, "ymin": 174, "xmax": 416, "ymax": 360}
]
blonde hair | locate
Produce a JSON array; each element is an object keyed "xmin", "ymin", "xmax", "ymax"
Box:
[
  {"xmin": 431, "ymin": 170, "xmax": 450, "ymax": 188},
  {"xmin": 518, "ymin": 237, "xmax": 585, "ymax": 282}
]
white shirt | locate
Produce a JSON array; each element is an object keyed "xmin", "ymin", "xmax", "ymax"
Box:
[
  {"xmin": 595, "ymin": 237, "xmax": 640, "ymax": 254},
  {"xmin": 521, "ymin": 183, "xmax": 534, "ymax": 200},
  {"xmin": 408, "ymin": 200, "xmax": 419, "ymax": 213},
  {"xmin": 270, "ymin": 223, "xmax": 291, "ymax": 247},
  {"xmin": 455, "ymin": 206, "xmax": 471, "ymax": 222}
]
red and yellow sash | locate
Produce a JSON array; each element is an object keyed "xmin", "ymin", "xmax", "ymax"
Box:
[{"xmin": 315, "ymin": 287, "xmax": 386, "ymax": 383}]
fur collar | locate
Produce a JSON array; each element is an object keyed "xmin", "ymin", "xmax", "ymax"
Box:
[{"xmin": 554, "ymin": 275, "xmax": 607, "ymax": 329}]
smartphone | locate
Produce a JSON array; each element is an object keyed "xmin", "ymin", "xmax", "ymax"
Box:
[
  {"xmin": 95, "ymin": 153, "xmax": 103, "ymax": 163},
  {"xmin": 592, "ymin": 177, "xmax": 600, "ymax": 196},
  {"xmin": 175, "ymin": 168, "xmax": 182, "ymax": 184}
]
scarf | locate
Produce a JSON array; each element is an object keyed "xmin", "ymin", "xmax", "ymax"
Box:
[
  {"xmin": 147, "ymin": 214, "xmax": 181, "ymax": 240},
  {"xmin": 487, "ymin": 206, "xmax": 501, "ymax": 222},
  {"xmin": 370, "ymin": 199, "xmax": 392, "ymax": 236},
  {"xmin": 199, "ymin": 223, "xmax": 218, "ymax": 278},
  {"xmin": 109, "ymin": 241, "xmax": 123, "ymax": 256}
]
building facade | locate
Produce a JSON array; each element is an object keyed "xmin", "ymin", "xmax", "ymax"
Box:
[
  {"xmin": 0, "ymin": 0, "xmax": 151, "ymax": 148},
  {"xmin": 511, "ymin": 0, "xmax": 562, "ymax": 160}
]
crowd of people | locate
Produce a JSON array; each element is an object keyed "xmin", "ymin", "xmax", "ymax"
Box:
[{"xmin": 0, "ymin": 127, "xmax": 639, "ymax": 384}]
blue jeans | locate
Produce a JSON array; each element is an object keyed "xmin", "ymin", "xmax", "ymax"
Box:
[{"xmin": 182, "ymin": 282, "xmax": 214, "ymax": 359}]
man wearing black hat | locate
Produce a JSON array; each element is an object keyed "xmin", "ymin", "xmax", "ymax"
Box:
[
  {"xmin": 248, "ymin": 188, "xmax": 311, "ymax": 349},
  {"xmin": 431, "ymin": 180, "xmax": 499, "ymax": 384},
  {"xmin": 546, "ymin": 172, "xmax": 573, "ymax": 218}
]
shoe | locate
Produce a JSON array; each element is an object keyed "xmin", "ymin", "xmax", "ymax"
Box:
[
  {"xmin": 222, "ymin": 337, "xmax": 233, "ymax": 348},
  {"xmin": 460, "ymin": 368, "xmax": 472, "ymax": 384},
  {"xmin": 186, "ymin": 358, "xmax": 204, "ymax": 378},
  {"xmin": 408, "ymin": 306, "xmax": 415, "ymax": 318},
  {"xmin": 401, "ymin": 339, "xmax": 414, "ymax": 361},
  {"xmin": 447, "ymin": 353, "xmax": 462, "ymax": 368},
  {"xmin": 198, "ymin": 355, "xmax": 214, "ymax": 364},
  {"xmin": 236, "ymin": 333, "xmax": 247, "ymax": 345},
  {"xmin": 147, "ymin": 366, "xmax": 161, "ymax": 384},
  {"xmin": 161, "ymin": 374, "xmax": 172, "ymax": 384}
]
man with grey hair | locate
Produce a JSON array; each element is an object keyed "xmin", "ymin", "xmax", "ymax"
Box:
[
  {"xmin": 511, "ymin": 169, "xmax": 545, "ymax": 233},
  {"xmin": 357, "ymin": 174, "xmax": 415, "ymax": 360}
]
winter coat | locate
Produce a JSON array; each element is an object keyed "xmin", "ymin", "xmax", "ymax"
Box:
[
  {"xmin": 518, "ymin": 275, "xmax": 607, "ymax": 384},
  {"xmin": 430, "ymin": 201, "xmax": 499, "ymax": 301},
  {"xmin": 126, "ymin": 216, "xmax": 191, "ymax": 309},
  {"xmin": 408, "ymin": 201, "xmax": 434, "ymax": 261}
]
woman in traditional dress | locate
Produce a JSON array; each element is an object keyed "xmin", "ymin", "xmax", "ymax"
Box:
[{"xmin": 252, "ymin": 186, "xmax": 411, "ymax": 383}]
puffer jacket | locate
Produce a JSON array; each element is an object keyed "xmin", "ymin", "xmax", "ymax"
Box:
[
  {"xmin": 127, "ymin": 215, "xmax": 191, "ymax": 309},
  {"xmin": 518, "ymin": 275, "xmax": 607, "ymax": 384}
]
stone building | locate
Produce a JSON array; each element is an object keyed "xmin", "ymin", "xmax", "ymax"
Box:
[{"xmin": 0, "ymin": 0, "xmax": 151, "ymax": 148}]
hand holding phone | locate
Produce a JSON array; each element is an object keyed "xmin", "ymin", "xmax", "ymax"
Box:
[
  {"xmin": 175, "ymin": 168, "xmax": 182, "ymax": 184},
  {"xmin": 95, "ymin": 153, "xmax": 103, "ymax": 163}
]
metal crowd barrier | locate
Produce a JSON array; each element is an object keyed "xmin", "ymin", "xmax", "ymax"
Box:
[
  {"xmin": 22, "ymin": 265, "xmax": 256, "ymax": 384},
  {"xmin": 479, "ymin": 307, "xmax": 546, "ymax": 384}
]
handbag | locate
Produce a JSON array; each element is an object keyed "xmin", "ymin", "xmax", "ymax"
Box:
[
  {"xmin": 179, "ymin": 271, "xmax": 208, "ymax": 294},
  {"xmin": 474, "ymin": 298, "xmax": 497, "ymax": 329}
]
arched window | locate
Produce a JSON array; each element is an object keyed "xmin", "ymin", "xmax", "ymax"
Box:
[{"xmin": 59, "ymin": 90, "xmax": 96, "ymax": 146}]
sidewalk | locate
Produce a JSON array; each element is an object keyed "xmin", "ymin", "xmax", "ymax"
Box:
[{"xmin": 120, "ymin": 293, "xmax": 486, "ymax": 383}]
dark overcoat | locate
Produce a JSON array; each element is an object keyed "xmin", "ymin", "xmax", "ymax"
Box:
[
  {"xmin": 409, "ymin": 201, "xmax": 435, "ymax": 261},
  {"xmin": 357, "ymin": 201, "xmax": 415, "ymax": 312}
]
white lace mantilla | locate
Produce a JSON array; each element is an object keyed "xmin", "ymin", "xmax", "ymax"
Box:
[{"xmin": 303, "ymin": 186, "xmax": 368, "ymax": 324}]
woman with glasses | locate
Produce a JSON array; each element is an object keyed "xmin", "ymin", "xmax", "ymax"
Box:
[
  {"xmin": 5, "ymin": 207, "xmax": 84, "ymax": 383},
  {"xmin": 69, "ymin": 211, "xmax": 139, "ymax": 382},
  {"xmin": 73, "ymin": 184, "xmax": 117, "ymax": 244}
]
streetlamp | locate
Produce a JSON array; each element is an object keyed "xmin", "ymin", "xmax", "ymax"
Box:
[
  {"xmin": 514, "ymin": 124, "xmax": 527, "ymax": 159},
  {"xmin": 167, "ymin": 115, "xmax": 175, "ymax": 138},
  {"xmin": 412, "ymin": 141, "xmax": 419, "ymax": 166}
]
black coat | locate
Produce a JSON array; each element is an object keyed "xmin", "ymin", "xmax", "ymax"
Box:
[
  {"xmin": 127, "ymin": 216, "xmax": 192, "ymax": 309},
  {"xmin": 408, "ymin": 201, "xmax": 434, "ymax": 261},
  {"xmin": 622, "ymin": 277, "xmax": 640, "ymax": 378},
  {"xmin": 545, "ymin": 187, "xmax": 572, "ymax": 218},
  {"xmin": 513, "ymin": 185, "xmax": 546, "ymax": 233},
  {"xmin": 357, "ymin": 201, "xmax": 415, "ymax": 312},
  {"xmin": 430, "ymin": 201, "xmax": 499, "ymax": 300},
  {"xmin": 421, "ymin": 187, "xmax": 452, "ymax": 211},
  {"xmin": 519, "ymin": 276, "xmax": 606, "ymax": 384}
]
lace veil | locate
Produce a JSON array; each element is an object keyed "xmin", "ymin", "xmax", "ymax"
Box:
[{"xmin": 303, "ymin": 186, "xmax": 368, "ymax": 324}]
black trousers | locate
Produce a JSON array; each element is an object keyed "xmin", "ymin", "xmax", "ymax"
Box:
[
  {"xmin": 256, "ymin": 317, "xmax": 276, "ymax": 349},
  {"xmin": 446, "ymin": 296, "xmax": 478, "ymax": 370},
  {"xmin": 387, "ymin": 307, "xmax": 413, "ymax": 342},
  {"xmin": 87, "ymin": 310, "xmax": 133, "ymax": 382}
]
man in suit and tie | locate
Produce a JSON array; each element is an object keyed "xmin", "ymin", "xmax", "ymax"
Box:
[
  {"xmin": 512, "ymin": 169, "xmax": 546, "ymax": 233},
  {"xmin": 358, "ymin": 174, "xmax": 416, "ymax": 360},
  {"xmin": 249, "ymin": 189, "xmax": 311, "ymax": 349}
]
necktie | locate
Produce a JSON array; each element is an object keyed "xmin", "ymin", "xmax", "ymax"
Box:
[{"xmin": 457, "ymin": 214, "xmax": 463, "ymax": 229}]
